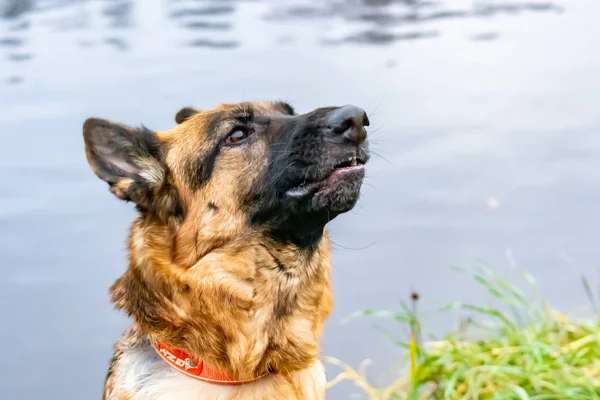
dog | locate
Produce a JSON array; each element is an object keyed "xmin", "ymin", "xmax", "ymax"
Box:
[{"xmin": 83, "ymin": 101, "xmax": 370, "ymax": 400}]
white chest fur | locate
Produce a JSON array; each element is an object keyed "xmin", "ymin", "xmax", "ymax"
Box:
[
  {"xmin": 112, "ymin": 342, "xmax": 326, "ymax": 400},
  {"xmin": 115, "ymin": 344, "xmax": 233, "ymax": 400}
]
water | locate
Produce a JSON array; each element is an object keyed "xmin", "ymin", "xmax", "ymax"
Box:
[{"xmin": 1, "ymin": 0, "xmax": 599, "ymax": 398}]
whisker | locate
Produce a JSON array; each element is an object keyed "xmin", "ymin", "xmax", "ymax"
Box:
[
  {"xmin": 349, "ymin": 204, "xmax": 369, "ymax": 217},
  {"xmin": 267, "ymin": 161, "xmax": 296, "ymax": 186},
  {"xmin": 329, "ymin": 239, "xmax": 376, "ymax": 251},
  {"xmin": 367, "ymin": 125, "xmax": 385, "ymax": 136},
  {"xmin": 268, "ymin": 152, "xmax": 294, "ymax": 169},
  {"xmin": 368, "ymin": 96, "xmax": 385, "ymax": 117},
  {"xmin": 369, "ymin": 150, "xmax": 392, "ymax": 164},
  {"xmin": 368, "ymin": 138, "xmax": 398, "ymax": 145},
  {"xmin": 362, "ymin": 182, "xmax": 378, "ymax": 190},
  {"xmin": 302, "ymin": 167, "xmax": 311, "ymax": 185}
]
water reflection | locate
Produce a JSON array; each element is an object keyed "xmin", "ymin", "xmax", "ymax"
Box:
[
  {"xmin": 168, "ymin": 4, "xmax": 235, "ymax": 19},
  {"xmin": 1, "ymin": 0, "xmax": 32, "ymax": 84},
  {"xmin": 268, "ymin": 0, "xmax": 563, "ymax": 45},
  {"xmin": 2, "ymin": 0, "xmax": 33, "ymax": 19},
  {"xmin": 103, "ymin": 0, "xmax": 133, "ymax": 29},
  {"xmin": 322, "ymin": 29, "xmax": 440, "ymax": 45},
  {"xmin": 471, "ymin": 31, "xmax": 500, "ymax": 41},
  {"xmin": 104, "ymin": 36, "xmax": 128, "ymax": 51},
  {"xmin": 0, "ymin": 0, "xmax": 564, "ymax": 84},
  {"xmin": 167, "ymin": 1, "xmax": 238, "ymax": 48}
]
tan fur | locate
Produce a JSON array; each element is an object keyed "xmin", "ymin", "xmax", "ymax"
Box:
[{"xmin": 85, "ymin": 102, "xmax": 356, "ymax": 400}]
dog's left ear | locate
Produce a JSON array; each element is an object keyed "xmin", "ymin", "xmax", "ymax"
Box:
[
  {"xmin": 83, "ymin": 118, "xmax": 166, "ymax": 208},
  {"xmin": 175, "ymin": 107, "xmax": 201, "ymax": 124}
]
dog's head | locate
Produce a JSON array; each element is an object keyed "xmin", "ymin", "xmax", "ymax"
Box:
[{"xmin": 83, "ymin": 101, "xmax": 369, "ymax": 260}]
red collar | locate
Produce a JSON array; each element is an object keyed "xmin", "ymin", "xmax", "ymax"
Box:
[{"xmin": 152, "ymin": 341, "xmax": 276, "ymax": 385}]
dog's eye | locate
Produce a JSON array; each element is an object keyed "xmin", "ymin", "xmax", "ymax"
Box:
[{"xmin": 225, "ymin": 128, "xmax": 251, "ymax": 144}]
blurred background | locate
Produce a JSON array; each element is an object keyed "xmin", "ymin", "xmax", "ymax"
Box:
[{"xmin": 1, "ymin": 0, "xmax": 599, "ymax": 398}]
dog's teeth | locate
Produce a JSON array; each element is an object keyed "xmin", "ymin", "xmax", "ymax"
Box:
[
  {"xmin": 286, "ymin": 186, "xmax": 311, "ymax": 197},
  {"xmin": 286, "ymin": 182, "xmax": 320, "ymax": 197},
  {"xmin": 350, "ymin": 158, "xmax": 357, "ymax": 166}
]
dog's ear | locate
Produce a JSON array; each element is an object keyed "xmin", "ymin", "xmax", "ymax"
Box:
[
  {"xmin": 175, "ymin": 107, "xmax": 200, "ymax": 124},
  {"xmin": 83, "ymin": 118, "xmax": 166, "ymax": 207}
]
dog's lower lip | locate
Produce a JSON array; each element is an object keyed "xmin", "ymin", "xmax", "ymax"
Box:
[
  {"xmin": 327, "ymin": 164, "xmax": 364, "ymax": 177},
  {"xmin": 285, "ymin": 165, "xmax": 365, "ymax": 198}
]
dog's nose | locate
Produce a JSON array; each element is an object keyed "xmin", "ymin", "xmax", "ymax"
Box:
[{"xmin": 327, "ymin": 105, "xmax": 369, "ymax": 145}]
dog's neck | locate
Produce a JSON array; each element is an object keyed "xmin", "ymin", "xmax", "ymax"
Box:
[{"xmin": 110, "ymin": 215, "xmax": 333, "ymax": 378}]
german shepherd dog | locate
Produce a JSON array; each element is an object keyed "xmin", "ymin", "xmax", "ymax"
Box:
[{"xmin": 83, "ymin": 101, "xmax": 369, "ymax": 400}]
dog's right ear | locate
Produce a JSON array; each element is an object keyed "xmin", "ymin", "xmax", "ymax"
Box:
[
  {"xmin": 175, "ymin": 107, "xmax": 201, "ymax": 124},
  {"xmin": 83, "ymin": 118, "xmax": 166, "ymax": 207}
]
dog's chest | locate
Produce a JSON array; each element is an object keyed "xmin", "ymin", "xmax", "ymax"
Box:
[
  {"xmin": 251, "ymin": 266, "xmax": 322, "ymax": 356},
  {"xmin": 113, "ymin": 341, "xmax": 326, "ymax": 400},
  {"xmin": 117, "ymin": 344, "xmax": 234, "ymax": 400}
]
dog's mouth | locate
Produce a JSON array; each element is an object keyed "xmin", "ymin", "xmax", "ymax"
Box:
[{"xmin": 285, "ymin": 155, "xmax": 366, "ymax": 198}]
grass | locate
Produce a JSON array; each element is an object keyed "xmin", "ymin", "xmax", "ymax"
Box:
[{"xmin": 326, "ymin": 262, "xmax": 600, "ymax": 400}]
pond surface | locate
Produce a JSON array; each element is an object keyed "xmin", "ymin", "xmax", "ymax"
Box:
[{"xmin": 1, "ymin": 0, "xmax": 599, "ymax": 398}]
